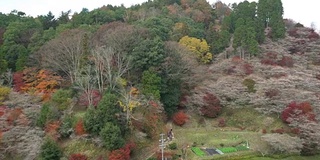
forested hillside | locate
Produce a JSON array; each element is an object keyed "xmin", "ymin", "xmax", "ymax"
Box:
[{"xmin": 0, "ymin": 0, "xmax": 320, "ymax": 159}]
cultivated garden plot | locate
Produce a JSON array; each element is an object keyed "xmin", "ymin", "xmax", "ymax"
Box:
[{"xmin": 191, "ymin": 141, "xmax": 249, "ymax": 157}]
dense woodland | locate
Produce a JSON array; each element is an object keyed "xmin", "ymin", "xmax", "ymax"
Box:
[{"xmin": 0, "ymin": 0, "xmax": 320, "ymax": 159}]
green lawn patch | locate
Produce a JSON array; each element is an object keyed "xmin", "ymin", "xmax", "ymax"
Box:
[
  {"xmin": 192, "ymin": 147, "xmax": 206, "ymax": 157},
  {"xmin": 73, "ymin": 111, "xmax": 86, "ymax": 120},
  {"xmin": 63, "ymin": 139, "xmax": 107, "ymax": 159},
  {"xmin": 218, "ymin": 147, "xmax": 237, "ymax": 153},
  {"xmin": 235, "ymin": 145, "xmax": 249, "ymax": 151}
]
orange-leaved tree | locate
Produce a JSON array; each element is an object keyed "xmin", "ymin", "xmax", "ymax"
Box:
[
  {"xmin": 108, "ymin": 142, "xmax": 136, "ymax": 160},
  {"xmin": 17, "ymin": 68, "xmax": 62, "ymax": 100},
  {"xmin": 45, "ymin": 121, "xmax": 61, "ymax": 140},
  {"xmin": 172, "ymin": 111, "xmax": 189, "ymax": 126},
  {"xmin": 74, "ymin": 119, "xmax": 86, "ymax": 135}
]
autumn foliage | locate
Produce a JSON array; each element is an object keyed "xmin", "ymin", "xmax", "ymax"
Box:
[
  {"xmin": 108, "ymin": 142, "xmax": 136, "ymax": 160},
  {"xmin": 271, "ymin": 128, "xmax": 286, "ymax": 134},
  {"xmin": 45, "ymin": 121, "xmax": 61, "ymax": 140},
  {"xmin": 200, "ymin": 93, "xmax": 222, "ymax": 118},
  {"xmin": 281, "ymin": 101, "xmax": 316, "ymax": 124},
  {"xmin": 78, "ymin": 90, "xmax": 102, "ymax": 107},
  {"xmin": 21, "ymin": 68, "xmax": 62, "ymax": 93},
  {"xmin": 6, "ymin": 108, "xmax": 23, "ymax": 125},
  {"xmin": 172, "ymin": 111, "xmax": 189, "ymax": 126},
  {"xmin": 0, "ymin": 86, "xmax": 10, "ymax": 103},
  {"xmin": 179, "ymin": 36, "xmax": 213, "ymax": 64},
  {"xmin": 0, "ymin": 105, "xmax": 6, "ymax": 117},
  {"xmin": 74, "ymin": 119, "xmax": 86, "ymax": 135},
  {"xmin": 265, "ymin": 89, "xmax": 280, "ymax": 98},
  {"xmin": 308, "ymin": 31, "xmax": 320, "ymax": 40},
  {"xmin": 69, "ymin": 153, "xmax": 88, "ymax": 160},
  {"xmin": 143, "ymin": 101, "xmax": 165, "ymax": 139},
  {"xmin": 13, "ymin": 68, "xmax": 62, "ymax": 100},
  {"xmin": 278, "ymin": 56, "xmax": 294, "ymax": 67},
  {"xmin": 242, "ymin": 63, "xmax": 253, "ymax": 75},
  {"xmin": 287, "ymin": 28, "xmax": 299, "ymax": 38},
  {"xmin": 13, "ymin": 71, "xmax": 25, "ymax": 92}
]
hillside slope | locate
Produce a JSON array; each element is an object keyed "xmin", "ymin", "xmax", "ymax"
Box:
[{"xmin": 187, "ymin": 27, "xmax": 320, "ymax": 121}]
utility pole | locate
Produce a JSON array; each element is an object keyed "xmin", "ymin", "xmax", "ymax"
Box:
[{"xmin": 159, "ymin": 133, "xmax": 165, "ymax": 160}]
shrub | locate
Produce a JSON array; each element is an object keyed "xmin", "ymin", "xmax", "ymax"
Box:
[
  {"xmin": 83, "ymin": 108, "xmax": 98, "ymax": 134},
  {"xmin": 260, "ymin": 59, "xmax": 277, "ymax": 66},
  {"xmin": 0, "ymin": 86, "xmax": 10, "ymax": 103},
  {"xmin": 40, "ymin": 138, "xmax": 63, "ymax": 160},
  {"xmin": 45, "ymin": 121, "xmax": 60, "ymax": 140},
  {"xmin": 225, "ymin": 66, "xmax": 236, "ymax": 75},
  {"xmin": 278, "ymin": 56, "xmax": 294, "ymax": 67},
  {"xmin": 143, "ymin": 101, "xmax": 166, "ymax": 139},
  {"xmin": 261, "ymin": 133, "xmax": 303, "ymax": 154},
  {"xmin": 270, "ymin": 73, "xmax": 287, "ymax": 79},
  {"xmin": 265, "ymin": 89, "xmax": 280, "ymax": 98},
  {"xmin": 291, "ymin": 128, "xmax": 300, "ymax": 135},
  {"xmin": 271, "ymin": 128, "xmax": 285, "ymax": 134},
  {"xmin": 235, "ymin": 145, "xmax": 249, "ymax": 151},
  {"xmin": 312, "ymin": 56, "xmax": 320, "ymax": 65},
  {"xmin": 266, "ymin": 52, "xmax": 278, "ymax": 59},
  {"xmin": 13, "ymin": 71, "xmax": 25, "ymax": 92},
  {"xmin": 83, "ymin": 93, "xmax": 120, "ymax": 135},
  {"xmin": 242, "ymin": 79, "xmax": 256, "ymax": 93},
  {"xmin": 231, "ymin": 56, "xmax": 242, "ymax": 64},
  {"xmin": 51, "ymin": 89, "xmax": 72, "ymax": 111},
  {"xmin": 200, "ymin": 93, "xmax": 222, "ymax": 118},
  {"xmin": 262, "ymin": 129, "xmax": 267, "ymax": 134},
  {"xmin": 36, "ymin": 103, "xmax": 53, "ymax": 128},
  {"xmin": 172, "ymin": 111, "xmax": 188, "ymax": 126},
  {"xmin": 100, "ymin": 122, "xmax": 125, "ymax": 150},
  {"xmin": 78, "ymin": 90, "xmax": 101, "ymax": 107},
  {"xmin": 287, "ymin": 28, "xmax": 299, "ymax": 37},
  {"xmin": 108, "ymin": 142, "xmax": 135, "ymax": 160},
  {"xmin": 295, "ymin": 23, "xmax": 304, "ymax": 27},
  {"xmin": 242, "ymin": 63, "xmax": 253, "ymax": 75},
  {"xmin": 281, "ymin": 101, "xmax": 316, "ymax": 124},
  {"xmin": 75, "ymin": 119, "xmax": 86, "ymax": 135},
  {"xmin": 69, "ymin": 153, "xmax": 88, "ymax": 160},
  {"xmin": 0, "ymin": 105, "xmax": 7, "ymax": 117},
  {"xmin": 141, "ymin": 69, "xmax": 161, "ymax": 100},
  {"xmin": 308, "ymin": 32, "xmax": 320, "ymax": 40},
  {"xmin": 6, "ymin": 108, "xmax": 22, "ymax": 125},
  {"xmin": 218, "ymin": 118, "xmax": 226, "ymax": 127},
  {"xmin": 169, "ymin": 142, "xmax": 177, "ymax": 150},
  {"xmin": 59, "ymin": 115, "xmax": 74, "ymax": 138}
]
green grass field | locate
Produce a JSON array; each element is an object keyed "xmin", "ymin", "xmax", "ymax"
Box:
[{"xmin": 165, "ymin": 107, "xmax": 320, "ymax": 160}]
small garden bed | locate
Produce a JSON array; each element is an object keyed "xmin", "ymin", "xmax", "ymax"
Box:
[
  {"xmin": 191, "ymin": 147, "xmax": 206, "ymax": 157},
  {"xmin": 192, "ymin": 141, "xmax": 250, "ymax": 157}
]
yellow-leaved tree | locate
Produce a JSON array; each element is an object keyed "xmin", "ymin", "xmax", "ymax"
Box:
[
  {"xmin": 179, "ymin": 36, "xmax": 212, "ymax": 63},
  {"xmin": 118, "ymin": 79, "xmax": 141, "ymax": 128}
]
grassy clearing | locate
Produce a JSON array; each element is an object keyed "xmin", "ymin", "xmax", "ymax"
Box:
[
  {"xmin": 248, "ymin": 155, "xmax": 320, "ymax": 160},
  {"xmin": 172, "ymin": 128, "xmax": 261, "ymax": 160},
  {"xmin": 62, "ymin": 139, "xmax": 107, "ymax": 159},
  {"xmin": 165, "ymin": 107, "xmax": 292, "ymax": 160},
  {"xmin": 73, "ymin": 111, "xmax": 86, "ymax": 121},
  {"xmin": 221, "ymin": 107, "xmax": 287, "ymax": 132}
]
